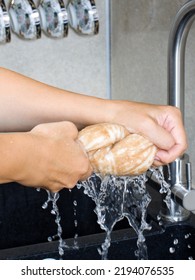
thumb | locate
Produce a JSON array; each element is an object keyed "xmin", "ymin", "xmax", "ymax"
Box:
[{"xmin": 143, "ymin": 122, "xmax": 176, "ymax": 165}]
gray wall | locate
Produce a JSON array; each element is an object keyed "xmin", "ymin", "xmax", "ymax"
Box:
[
  {"xmin": 111, "ymin": 0, "xmax": 195, "ymax": 178},
  {"xmin": 0, "ymin": 0, "xmax": 108, "ymax": 98}
]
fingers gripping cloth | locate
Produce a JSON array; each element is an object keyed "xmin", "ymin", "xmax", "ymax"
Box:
[{"xmin": 78, "ymin": 123, "xmax": 157, "ymax": 176}]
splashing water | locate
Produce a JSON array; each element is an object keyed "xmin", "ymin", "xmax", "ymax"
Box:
[
  {"xmin": 42, "ymin": 190, "xmax": 68, "ymax": 256},
  {"xmin": 149, "ymin": 166, "xmax": 172, "ymax": 210},
  {"xmin": 185, "ymin": 233, "xmax": 191, "ymax": 239},
  {"xmin": 77, "ymin": 166, "xmax": 171, "ymax": 260},
  {"xmin": 40, "ymin": 166, "xmax": 171, "ymax": 259},
  {"xmin": 73, "ymin": 199, "xmax": 79, "ymax": 249},
  {"xmin": 78, "ymin": 173, "xmax": 151, "ymax": 259}
]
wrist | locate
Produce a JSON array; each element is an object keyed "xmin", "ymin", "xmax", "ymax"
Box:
[
  {"xmin": 104, "ymin": 99, "xmax": 129, "ymax": 123},
  {"xmin": 104, "ymin": 99, "xmax": 149, "ymax": 134}
]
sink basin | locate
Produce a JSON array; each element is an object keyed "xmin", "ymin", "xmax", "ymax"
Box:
[
  {"xmin": 0, "ymin": 181, "xmax": 194, "ymax": 260},
  {"xmin": 0, "ymin": 221, "xmax": 194, "ymax": 260}
]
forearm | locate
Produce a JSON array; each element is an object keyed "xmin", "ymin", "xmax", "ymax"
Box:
[
  {"xmin": 0, "ymin": 122, "xmax": 92, "ymax": 191},
  {"xmin": 0, "ymin": 67, "xmax": 113, "ymax": 131},
  {"xmin": 0, "ymin": 68, "xmax": 187, "ymax": 168},
  {"xmin": 0, "ymin": 133, "xmax": 30, "ymax": 183}
]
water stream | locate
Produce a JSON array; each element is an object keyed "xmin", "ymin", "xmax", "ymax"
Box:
[
  {"xmin": 78, "ymin": 172, "xmax": 151, "ymax": 259},
  {"xmin": 41, "ymin": 166, "xmax": 171, "ymax": 260},
  {"xmin": 42, "ymin": 190, "xmax": 68, "ymax": 256}
]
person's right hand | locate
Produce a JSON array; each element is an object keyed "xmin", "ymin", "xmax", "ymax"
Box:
[
  {"xmin": 108, "ymin": 100, "xmax": 187, "ymax": 166},
  {"xmin": 17, "ymin": 121, "xmax": 93, "ymax": 192}
]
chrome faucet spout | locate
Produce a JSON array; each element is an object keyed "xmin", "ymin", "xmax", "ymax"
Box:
[
  {"xmin": 149, "ymin": 1, "xmax": 195, "ymax": 222},
  {"xmin": 168, "ymin": 0, "xmax": 195, "ymax": 121}
]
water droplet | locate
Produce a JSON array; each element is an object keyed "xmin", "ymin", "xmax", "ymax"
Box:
[
  {"xmin": 187, "ymin": 244, "xmax": 191, "ymax": 249},
  {"xmin": 74, "ymin": 219, "xmax": 78, "ymax": 227},
  {"xmin": 73, "ymin": 233, "xmax": 79, "ymax": 249},
  {"xmin": 169, "ymin": 247, "xmax": 175, "ymax": 253},
  {"xmin": 188, "ymin": 256, "xmax": 193, "ymax": 260},
  {"xmin": 185, "ymin": 233, "xmax": 191, "ymax": 239},
  {"xmin": 73, "ymin": 200, "xmax": 77, "ymax": 207},
  {"xmin": 59, "ymin": 247, "xmax": 64, "ymax": 256},
  {"xmin": 173, "ymin": 239, "xmax": 178, "ymax": 245},
  {"xmin": 42, "ymin": 202, "xmax": 48, "ymax": 209},
  {"xmin": 157, "ymin": 214, "xmax": 161, "ymax": 221}
]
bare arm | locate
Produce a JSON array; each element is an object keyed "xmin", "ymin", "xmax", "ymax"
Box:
[
  {"xmin": 0, "ymin": 67, "xmax": 112, "ymax": 131},
  {"xmin": 0, "ymin": 67, "xmax": 187, "ymax": 184},
  {"xmin": 0, "ymin": 121, "xmax": 92, "ymax": 192}
]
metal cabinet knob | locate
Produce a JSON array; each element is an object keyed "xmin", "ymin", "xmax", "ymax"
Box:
[
  {"xmin": 38, "ymin": 0, "xmax": 68, "ymax": 38},
  {"xmin": 67, "ymin": 0, "xmax": 99, "ymax": 35},
  {"xmin": 9, "ymin": 0, "xmax": 41, "ymax": 39},
  {"xmin": 0, "ymin": 0, "xmax": 11, "ymax": 43}
]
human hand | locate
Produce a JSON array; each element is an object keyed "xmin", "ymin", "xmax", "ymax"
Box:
[
  {"xmin": 109, "ymin": 100, "xmax": 187, "ymax": 166},
  {"xmin": 18, "ymin": 121, "xmax": 92, "ymax": 192}
]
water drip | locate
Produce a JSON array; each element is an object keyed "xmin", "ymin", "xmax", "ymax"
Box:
[
  {"xmin": 39, "ymin": 166, "xmax": 171, "ymax": 259},
  {"xmin": 73, "ymin": 199, "xmax": 79, "ymax": 249},
  {"xmin": 42, "ymin": 190, "xmax": 68, "ymax": 256},
  {"xmin": 169, "ymin": 247, "xmax": 175, "ymax": 254},
  {"xmin": 78, "ymin": 167, "xmax": 171, "ymax": 260},
  {"xmin": 78, "ymin": 172, "xmax": 152, "ymax": 259},
  {"xmin": 173, "ymin": 238, "xmax": 178, "ymax": 245},
  {"xmin": 185, "ymin": 233, "xmax": 191, "ymax": 239}
]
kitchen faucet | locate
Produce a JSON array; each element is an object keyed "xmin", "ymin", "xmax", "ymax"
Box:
[{"xmin": 148, "ymin": 0, "xmax": 195, "ymax": 222}]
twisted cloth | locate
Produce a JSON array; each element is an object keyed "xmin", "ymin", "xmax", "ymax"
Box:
[{"xmin": 78, "ymin": 123, "xmax": 157, "ymax": 176}]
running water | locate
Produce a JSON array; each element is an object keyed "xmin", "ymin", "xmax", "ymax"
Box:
[
  {"xmin": 42, "ymin": 190, "xmax": 68, "ymax": 256},
  {"xmin": 73, "ymin": 199, "xmax": 79, "ymax": 249},
  {"xmin": 41, "ymin": 190, "xmax": 79, "ymax": 256},
  {"xmin": 41, "ymin": 166, "xmax": 171, "ymax": 259},
  {"xmin": 77, "ymin": 166, "xmax": 171, "ymax": 260}
]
